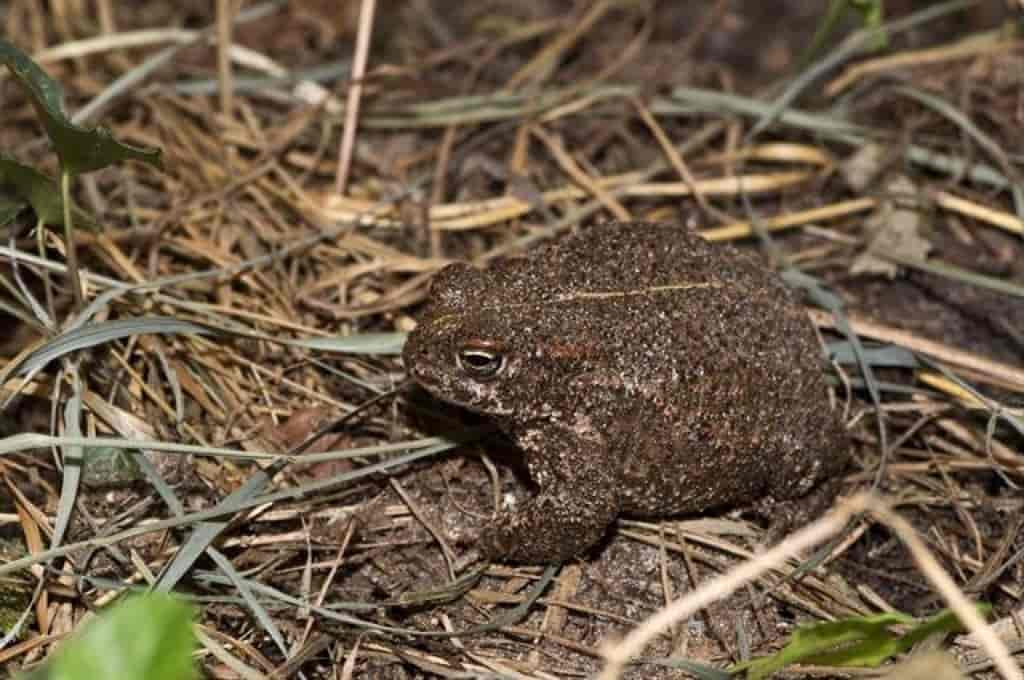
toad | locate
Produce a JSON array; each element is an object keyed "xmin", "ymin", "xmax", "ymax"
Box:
[{"xmin": 403, "ymin": 222, "xmax": 847, "ymax": 564}]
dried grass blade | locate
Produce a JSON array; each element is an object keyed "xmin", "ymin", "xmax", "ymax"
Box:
[
  {"xmin": 932, "ymin": 190, "xmax": 1024, "ymax": 236},
  {"xmin": 700, "ymin": 198, "xmax": 875, "ymax": 242},
  {"xmin": 827, "ymin": 31, "xmax": 1020, "ymax": 96},
  {"xmin": 808, "ymin": 308, "xmax": 1024, "ymax": 393},
  {"xmin": 750, "ymin": 0, "xmax": 976, "ymax": 138}
]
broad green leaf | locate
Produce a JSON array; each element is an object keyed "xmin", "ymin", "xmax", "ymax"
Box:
[
  {"xmin": 44, "ymin": 594, "xmax": 196, "ymax": 680},
  {"xmin": 733, "ymin": 612, "xmax": 911, "ymax": 680},
  {"xmin": 815, "ymin": 607, "xmax": 987, "ymax": 666},
  {"xmin": 0, "ymin": 194, "xmax": 26, "ymax": 227},
  {"xmin": 0, "ymin": 155, "xmax": 64, "ymax": 225},
  {"xmin": 0, "ymin": 39, "xmax": 162, "ymax": 175},
  {"xmin": 733, "ymin": 608, "xmax": 986, "ymax": 680},
  {"xmin": 0, "ymin": 155, "xmax": 100, "ymax": 229}
]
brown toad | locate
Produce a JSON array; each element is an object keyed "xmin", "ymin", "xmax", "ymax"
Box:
[{"xmin": 403, "ymin": 222, "xmax": 847, "ymax": 564}]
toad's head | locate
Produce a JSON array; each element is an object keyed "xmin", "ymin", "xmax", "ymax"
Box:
[
  {"xmin": 403, "ymin": 261, "xmax": 597, "ymax": 421},
  {"xmin": 403, "ymin": 263, "xmax": 526, "ymax": 418}
]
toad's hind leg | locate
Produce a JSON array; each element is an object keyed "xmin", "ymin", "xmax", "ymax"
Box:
[{"xmin": 480, "ymin": 426, "xmax": 620, "ymax": 564}]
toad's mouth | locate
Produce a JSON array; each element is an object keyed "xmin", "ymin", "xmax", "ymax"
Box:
[{"xmin": 408, "ymin": 371, "xmax": 518, "ymax": 418}]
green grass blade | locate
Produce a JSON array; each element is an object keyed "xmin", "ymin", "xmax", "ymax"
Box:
[
  {"xmin": 51, "ymin": 374, "xmax": 84, "ymax": 550},
  {"xmin": 16, "ymin": 317, "xmax": 216, "ymax": 376}
]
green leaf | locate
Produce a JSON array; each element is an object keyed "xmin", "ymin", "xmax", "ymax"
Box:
[
  {"xmin": 0, "ymin": 194, "xmax": 26, "ymax": 227},
  {"xmin": 0, "ymin": 155, "xmax": 101, "ymax": 230},
  {"xmin": 0, "ymin": 39, "xmax": 162, "ymax": 175},
  {"xmin": 733, "ymin": 607, "xmax": 987, "ymax": 680},
  {"xmin": 44, "ymin": 594, "xmax": 196, "ymax": 680},
  {"xmin": 0, "ymin": 154, "xmax": 65, "ymax": 225}
]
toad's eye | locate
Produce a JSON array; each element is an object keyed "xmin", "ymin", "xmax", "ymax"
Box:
[{"xmin": 456, "ymin": 347, "xmax": 506, "ymax": 380}]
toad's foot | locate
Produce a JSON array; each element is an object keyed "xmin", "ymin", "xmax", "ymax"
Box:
[
  {"xmin": 754, "ymin": 474, "xmax": 846, "ymax": 547},
  {"xmin": 481, "ymin": 417, "xmax": 621, "ymax": 564},
  {"xmin": 480, "ymin": 489, "xmax": 618, "ymax": 563}
]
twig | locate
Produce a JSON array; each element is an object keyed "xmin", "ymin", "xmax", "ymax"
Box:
[
  {"xmin": 216, "ymin": 0, "xmax": 235, "ymax": 119},
  {"xmin": 334, "ymin": 0, "xmax": 377, "ymax": 195}
]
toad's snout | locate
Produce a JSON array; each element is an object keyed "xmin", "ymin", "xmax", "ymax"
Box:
[{"xmin": 402, "ymin": 330, "xmax": 439, "ymax": 385}]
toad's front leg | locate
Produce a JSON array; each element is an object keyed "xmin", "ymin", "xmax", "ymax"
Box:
[{"xmin": 481, "ymin": 424, "xmax": 620, "ymax": 564}]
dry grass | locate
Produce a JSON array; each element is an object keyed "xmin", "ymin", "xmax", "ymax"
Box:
[{"xmin": 0, "ymin": 1, "xmax": 1022, "ymax": 678}]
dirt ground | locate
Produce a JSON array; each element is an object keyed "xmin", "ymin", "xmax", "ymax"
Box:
[{"xmin": 1, "ymin": 2, "xmax": 1023, "ymax": 679}]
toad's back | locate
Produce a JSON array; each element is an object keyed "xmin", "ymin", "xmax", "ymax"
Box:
[{"xmin": 498, "ymin": 223, "xmax": 843, "ymax": 513}]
